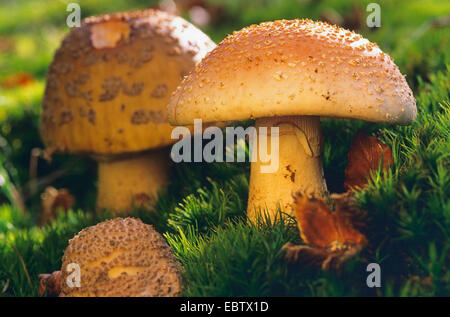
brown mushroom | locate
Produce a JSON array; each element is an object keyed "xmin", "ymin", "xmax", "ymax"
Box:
[
  {"xmin": 40, "ymin": 9, "xmax": 216, "ymax": 214},
  {"xmin": 168, "ymin": 19, "xmax": 416, "ymax": 222},
  {"xmin": 60, "ymin": 217, "xmax": 182, "ymax": 297}
]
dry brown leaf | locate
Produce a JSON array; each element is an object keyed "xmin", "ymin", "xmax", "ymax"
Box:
[
  {"xmin": 294, "ymin": 193, "xmax": 367, "ymax": 250},
  {"xmin": 39, "ymin": 187, "xmax": 74, "ymax": 226},
  {"xmin": 38, "ymin": 271, "xmax": 61, "ymax": 297},
  {"xmin": 1, "ymin": 72, "xmax": 35, "ymax": 89},
  {"xmin": 282, "ymin": 192, "xmax": 367, "ymax": 271},
  {"xmin": 344, "ymin": 132, "xmax": 393, "ymax": 190}
]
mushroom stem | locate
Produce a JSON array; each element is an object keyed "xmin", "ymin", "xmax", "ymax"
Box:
[
  {"xmin": 96, "ymin": 148, "xmax": 170, "ymax": 215},
  {"xmin": 247, "ymin": 115, "xmax": 327, "ymax": 222}
]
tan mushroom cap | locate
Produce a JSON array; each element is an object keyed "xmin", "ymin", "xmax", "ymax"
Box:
[
  {"xmin": 41, "ymin": 9, "xmax": 216, "ymax": 155},
  {"xmin": 60, "ymin": 217, "xmax": 182, "ymax": 297},
  {"xmin": 168, "ymin": 19, "xmax": 416, "ymax": 126}
]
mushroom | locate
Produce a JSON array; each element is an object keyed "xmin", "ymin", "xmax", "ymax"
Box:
[
  {"xmin": 40, "ymin": 10, "xmax": 216, "ymax": 214},
  {"xmin": 60, "ymin": 217, "xmax": 182, "ymax": 297},
  {"xmin": 168, "ymin": 19, "xmax": 416, "ymax": 222}
]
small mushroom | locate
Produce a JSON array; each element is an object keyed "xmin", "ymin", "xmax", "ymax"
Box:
[
  {"xmin": 168, "ymin": 19, "xmax": 416, "ymax": 222},
  {"xmin": 60, "ymin": 217, "xmax": 182, "ymax": 297},
  {"xmin": 40, "ymin": 9, "xmax": 216, "ymax": 213}
]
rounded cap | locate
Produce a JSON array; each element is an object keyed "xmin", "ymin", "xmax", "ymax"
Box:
[
  {"xmin": 41, "ymin": 9, "xmax": 216, "ymax": 155},
  {"xmin": 168, "ymin": 19, "xmax": 416, "ymax": 126},
  {"xmin": 60, "ymin": 217, "xmax": 182, "ymax": 297}
]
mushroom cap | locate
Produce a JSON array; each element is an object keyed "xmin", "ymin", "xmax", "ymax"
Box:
[
  {"xmin": 168, "ymin": 19, "xmax": 416, "ymax": 126},
  {"xmin": 60, "ymin": 217, "xmax": 182, "ymax": 297},
  {"xmin": 41, "ymin": 9, "xmax": 216, "ymax": 155}
]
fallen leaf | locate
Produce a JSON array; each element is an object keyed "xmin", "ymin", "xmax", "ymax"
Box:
[
  {"xmin": 294, "ymin": 192, "xmax": 367, "ymax": 250},
  {"xmin": 344, "ymin": 132, "xmax": 393, "ymax": 190},
  {"xmin": 39, "ymin": 187, "xmax": 74, "ymax": 226},
  {"xmin": 282, "ymin": 242, "xmax": 364, "ymax": 272},
  {"xmin": 282, "ymin": 242, "xmax": 328, "ymax": 267},
  {"xmin": 1, "ymin": 72, "xmax": 35, "ymax": 89},
  {"xmin": 282, "ymin": 192, "xmax": 367, "ymax": 271},
  {"xmin": 38, "ymin": 271, "xmax": 61, "ymax": 297}
]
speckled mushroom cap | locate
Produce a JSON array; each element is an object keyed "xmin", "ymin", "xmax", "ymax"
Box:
[
  {"xmin": 60, "ymin": 217, "xmax": 182, "ymax": 297},
  {"xmin": 168, "ymin": 19, "xmax": 416, "ymax": 126},
  {"xmin": 41, "ymin": 9, "xmax": 216, "ymax": 155}
]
